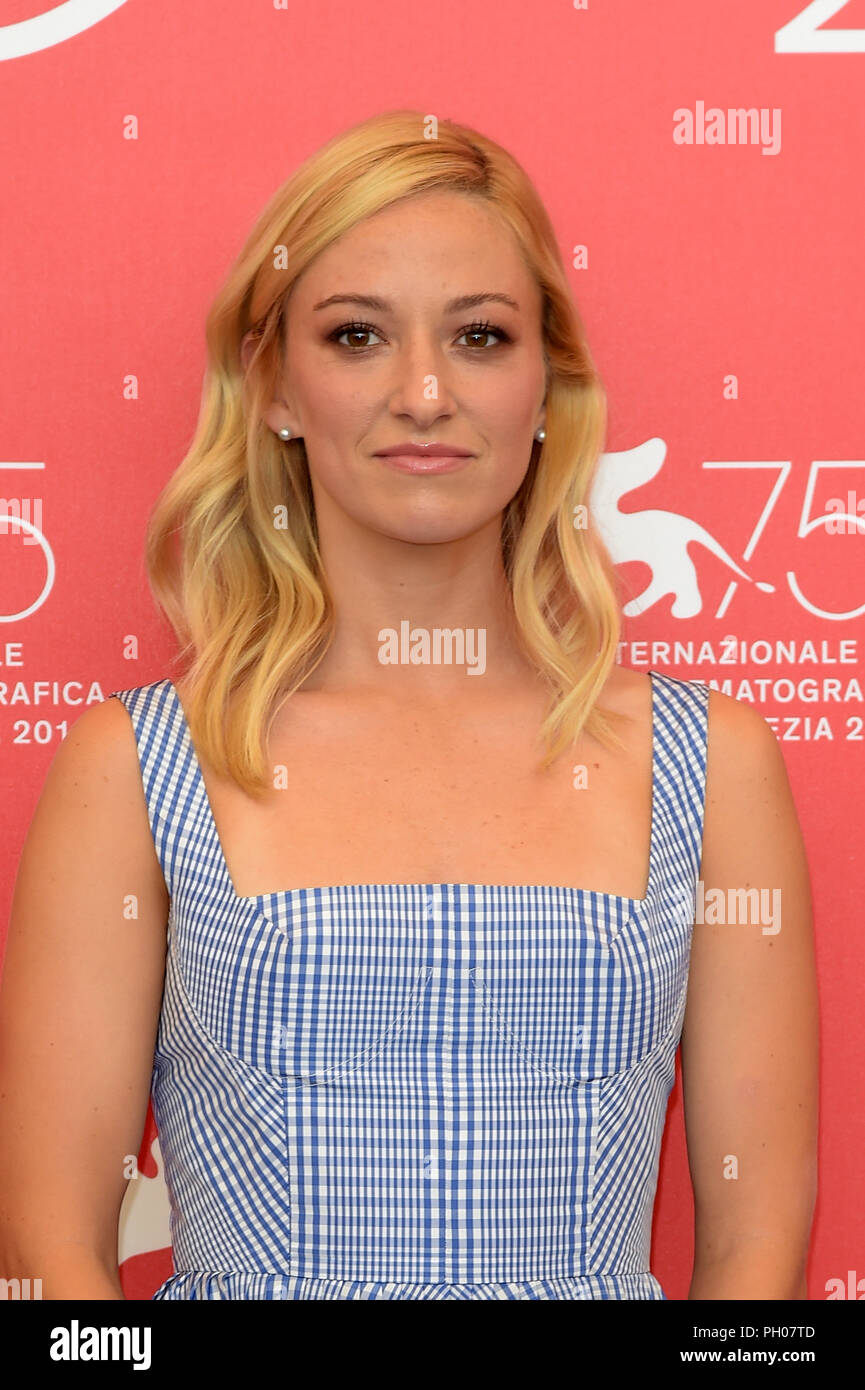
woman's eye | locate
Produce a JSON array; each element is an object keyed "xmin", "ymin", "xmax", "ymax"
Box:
[
  {"xmin": 331, "ymin": 323, "xmax": 382, "ymax": 349},
  {"xmin": 457, "ymin": 322, "xmax": 508, "ymax": 349}
]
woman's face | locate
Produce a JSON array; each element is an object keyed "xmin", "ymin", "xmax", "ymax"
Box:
[{"xmin": 262, "ymin": 188, "xmax": 547, "ymax": 547}]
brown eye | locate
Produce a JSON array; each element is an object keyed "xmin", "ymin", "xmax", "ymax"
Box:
[
  {"xmin": 458, "ymin": 321, "xmax": 510, "ymax": 349},
  {"xmin": 329, "ymin": 321, "xmax": 382, "ymax": 350}
]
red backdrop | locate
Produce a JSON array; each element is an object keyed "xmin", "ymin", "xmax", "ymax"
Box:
[{"xmin": 1, "ymin": 0, "xmax": 862, "ymax": 1301}]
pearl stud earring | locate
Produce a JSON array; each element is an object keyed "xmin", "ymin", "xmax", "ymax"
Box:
[
  {"xmin": 535, "ymin": 428, "xmax": 546, "ymax": 442},
  {"xmin": 278, "ymin": 427, "xmax": 292, "ymax": 440}
]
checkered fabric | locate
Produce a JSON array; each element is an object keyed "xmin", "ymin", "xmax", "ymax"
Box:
[{"xmin": 107, "ymin": 669, "xmax": 709, "ymax": 1299}]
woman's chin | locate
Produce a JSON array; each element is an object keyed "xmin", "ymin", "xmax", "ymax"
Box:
[{"xmin": 369, "ymin": 513, "xmax": 498, "ymax": 548}]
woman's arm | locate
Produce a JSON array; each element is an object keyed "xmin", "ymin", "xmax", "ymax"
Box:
[
  {"xmin": 0, "ymin": 697, "xmax": 169, "ymax": 1299},
  {"xmin": 680, "ymin": 690, "xmax": 819, "ymax": 1300}
]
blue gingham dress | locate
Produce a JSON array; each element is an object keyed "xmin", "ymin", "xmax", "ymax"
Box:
[{"xmin": 108, "ymin": 668, "xmax": 709, "ymax": 1300}]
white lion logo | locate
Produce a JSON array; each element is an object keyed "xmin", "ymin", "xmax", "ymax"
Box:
[{"xmin": 589, "ymin": 436, "xmax": 774, "ymax": 618}]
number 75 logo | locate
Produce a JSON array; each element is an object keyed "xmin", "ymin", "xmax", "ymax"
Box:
[{"xmin": 711, "ymin": 460, "xmax": 865, "ymax": 621}]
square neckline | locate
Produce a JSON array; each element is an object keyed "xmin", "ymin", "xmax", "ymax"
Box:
[{"xmin": 165, "ymin": 669, "xmax": 662, "ymax": 909}]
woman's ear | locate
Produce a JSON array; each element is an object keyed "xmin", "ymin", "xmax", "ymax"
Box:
[{"xmin": 240, "ymin": 328, "xmax": 298, "ymax": 437}]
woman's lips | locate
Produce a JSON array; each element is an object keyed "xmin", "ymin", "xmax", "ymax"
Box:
[{"xmin": 377, "ymin": 453, "xmax": 472, "ymax": 474}]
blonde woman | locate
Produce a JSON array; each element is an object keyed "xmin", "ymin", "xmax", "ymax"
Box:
[{"xmin": 0, "ymin": 111, "xmax": 817, "ymax": 1301}]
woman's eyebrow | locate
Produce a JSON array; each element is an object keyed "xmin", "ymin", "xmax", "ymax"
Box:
[{"xmin": 312, "ymin": 291, "xmax": 521, "ymax": 314}]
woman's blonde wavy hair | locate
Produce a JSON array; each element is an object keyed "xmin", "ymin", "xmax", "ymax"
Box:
[{"xmin": 146, "ymin": 109, "xmax": 630, "ymax": 796}]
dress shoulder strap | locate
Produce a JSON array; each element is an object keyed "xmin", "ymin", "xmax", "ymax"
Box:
[
  {"xmin": 646, "ymin": 669, "xmax": 711, "ymax": 899},
  {"xmin": 107, "ymin": 678, "xmax": 192, "ymax": 901}
]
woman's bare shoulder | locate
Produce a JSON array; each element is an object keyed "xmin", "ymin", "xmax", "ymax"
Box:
[
  {"xmin": 696, "ymin": 684, "xmax": 810, "ymax": 939},
  {"xmin": 44, "ymin": 692, "xmax": 142, "ymax": 777},
  {"xmin": 21, "ymin": 693, "xmax": 160, "ymax": 877},
  {"xmin": 702, "ymin": 684, "xmax": 787, "ymax": 807}
]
